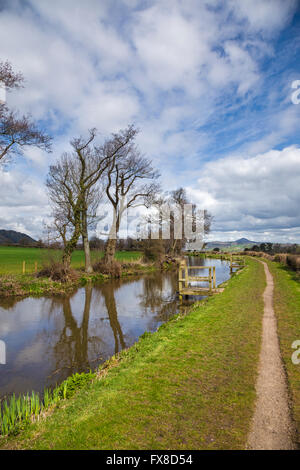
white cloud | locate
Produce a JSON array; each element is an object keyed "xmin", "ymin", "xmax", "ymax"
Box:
[
  {"xmin": 132, "ymin": 5, "xmax": 209, "ymax": 92},
  {"xmin": 187, "ymin": 146, "xmax": 300, "ymax": 241},
  {"xmin": 228, "ymin": 0, "xmax": 297, "ymax": 36},
  {"xmin": 0, "ymin": 167, "xmax": 49, "ymax": 238}
]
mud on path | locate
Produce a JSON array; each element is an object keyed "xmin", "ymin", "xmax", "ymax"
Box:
[{"xmin": 247, "ymin": 261, "xmax": 297, "ymax": 450}]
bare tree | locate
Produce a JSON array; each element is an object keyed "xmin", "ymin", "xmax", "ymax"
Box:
[
  {"xmin": 0, "ymin": 60, "xmax": 51, "ymax": 163},
  {"xmin": 46, "ymin": 136, "xmax": 102, "ymax": 272},
  {"xmin": 103, "ymin": 129, "xmax": 160, "ymax": 264},
  {"xmin": 139, "ymin": 187, "xmax": 212, "ymax": 257},
  {"xmin": 47, "ymin": 126, "xmax": 138, "ymax": 272},
  {"xmin": 47, "ymin": 153, "xmax": 82, "ymax": 266},
  {"xmin": 164, "ymin": 188, "xmax": 212, "ymax": 254}
]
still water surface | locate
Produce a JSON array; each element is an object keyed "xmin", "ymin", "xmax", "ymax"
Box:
[{"xmin": 0, "ymin": 257, "xmax": 231, "ymax": 398}]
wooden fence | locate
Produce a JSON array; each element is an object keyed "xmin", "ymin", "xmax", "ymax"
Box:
[
  {"xmin": 229, "ymin": 254, "xmax": 245, "ymax": 272},
  {"xmin": 178, "ymin": 260, "xmax": 223, "ymax": 300}
]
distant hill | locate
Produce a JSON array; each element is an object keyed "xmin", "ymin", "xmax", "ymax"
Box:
[
  {"xmin": 0, "ymin": 230, "xmax": 37, "ymax": 246},
  {"xmin": 235, "ymin": 238, "xmax": 257, "ymax": 244},
  {"xmin": 205, "ymin": 238, "xmax": 258, "ymax": 251}
]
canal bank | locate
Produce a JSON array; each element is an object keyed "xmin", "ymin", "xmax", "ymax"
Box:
[
  {"xmin": 1, "ymin": 258, "xmax": 266, "ymax": 450},
  {"xmin": 0, "ymin": 261, "xmax": 157, "ymax": 299}
]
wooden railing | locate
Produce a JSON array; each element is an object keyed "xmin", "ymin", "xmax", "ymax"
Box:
[
  {"xmin": 178, "ymin": 260, "xmax": 217, "ymax": 299},
  {"xmin": 229, "ymin": 254, "xmax": 245, "ymax": 272}
]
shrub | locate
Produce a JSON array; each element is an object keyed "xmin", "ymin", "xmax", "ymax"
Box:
[
  {"xmin": 142, "ymin": 240, "xmax": 165, "ymax": 263},
  {"xmin": 261, "ymin": 253, "xmax": 274, "ymax": 261},
  {"xmin": 274, "ymin": 253, "xmax": 288, "ymax": 264},
  {"xmin": 93, "ymin": 259, "xmax": 122, "ymax": 278},
  {"xmin": 244, "ymin": 251, "xmax": 262, "ymax": 257},
  {"xmin": 286, "ymin": 255, "xmax": 300, "ymax": 271},
  {"xmin": 56, "ymin": 371, "xmax": 96, "ymax": 399},
  {"xmin": 37, "ymin": 255, "xmax": 79, "ymax": 283}
]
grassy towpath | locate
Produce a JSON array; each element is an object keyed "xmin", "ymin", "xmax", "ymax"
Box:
[
  {"xmin": 1, "ymin": 258, "xmax": 265, "ymax": 450},
  {"xmin": 266, "ymin": 261, "xmax": 300, "ymax": 447},
  {"xmin": 247, "ymin": 261, "xmax": 297, "ymax": 450}
]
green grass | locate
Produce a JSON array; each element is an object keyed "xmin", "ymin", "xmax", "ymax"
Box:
[
  {"xmin": 0, "ymin": 247, "xmax": 142, "ymax": 274},
  {"xmin": 266, "ymin": 261, "xmax": 300, "ymax": 444},
  {"xmin": 1, "ymin": 258, "xmax": 265, "ymax": 450}
]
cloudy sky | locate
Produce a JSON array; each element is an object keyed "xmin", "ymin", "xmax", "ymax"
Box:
[{"xmin": 0, "ymin": 0, "xmax": 300, "ymax": 242}]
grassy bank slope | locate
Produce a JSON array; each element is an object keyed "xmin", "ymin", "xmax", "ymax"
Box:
[
  {"xmin": 0, "ymin": 247, "xmax": 141, "ymax": 275},
  {"xmin": 2, "ymin": 258, "xmax": 265, "ymax": 450},
  {"xmin": 267, "ymin": 261, "xmax": 300, "ymax": 444}
]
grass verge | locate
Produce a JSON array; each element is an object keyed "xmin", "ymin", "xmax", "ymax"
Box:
[
  {"xmin": 266, "ymin": 261, "xmax": 300, "ymax": 445},
  {"xmin": 0, "ymin": 258, "xmax": 265, "ymax": 450}
]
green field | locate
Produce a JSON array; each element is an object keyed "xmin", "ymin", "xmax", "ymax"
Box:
[
  {"xmin": 1, "ymin": 258, "xmax": 266, "ymax": 450},
  {"xmin": 0, "ymin": 247, "xmax": 142, "ymax": 274}
]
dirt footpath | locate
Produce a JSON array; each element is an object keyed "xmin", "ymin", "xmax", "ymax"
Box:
[{"xmin": 247, "ymin": 261, "xmax": 297, "ymax": 450}]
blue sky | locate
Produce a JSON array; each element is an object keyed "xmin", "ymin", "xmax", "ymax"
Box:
[{"xmin": 0, "ymin": 0, "xmax": 300, "ymax": 242}]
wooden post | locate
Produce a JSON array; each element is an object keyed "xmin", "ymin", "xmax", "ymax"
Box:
[
  {"xmin": 209, "ymin": 267, "xmax": 212, "ymax": 291},
  {"xmin": 178, "ymin": 261, "xmax": 184, "ymax": 300},
  {"xmin": 184, "ymin": 261, "xmax": 188, "ymax": 288},
  {"xmin": 22, "ymin": 261, "xmax": 25, "ymax": 274},
  {"xmin": 35, "ymin": 261, "xmax": 37, "ymax": 273},
  {"xmin": 213, "ymin": 266, "xmax": 216, "ymax": 289}
]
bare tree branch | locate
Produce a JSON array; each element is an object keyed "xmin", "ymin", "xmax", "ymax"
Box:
[
  {"xmin": 0, "ymin": 60, "xmax": 52, "ymax": 163},
  {"xmin": 0, "ymin": 60, "xmax": 24, "ymax": 90}
]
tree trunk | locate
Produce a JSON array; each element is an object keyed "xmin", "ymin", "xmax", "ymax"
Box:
[
  {"xmin": 82, "ymin": 211, "xmax": 93, "ymax": 273},
  {"xmin": 103, "ymin": 208, "xmax": 119, "ymax": 265},
  {"xmin": 171, "ymin": 238, "xmax": 179, "ymax": 256},
  {"xmin": 62, "ymin": 250, "xmax": 72, "ymax": 269},
  {"xmin": 62, "ymin": 218, "xmax": 81, "ymax": 269},
  {"xmin": 104, "ymin": 238, "xmax": 117, "ymax": 264},
  {"xmin": 83, "ymin": 233, "xmax": 93, "ymax": 273}
]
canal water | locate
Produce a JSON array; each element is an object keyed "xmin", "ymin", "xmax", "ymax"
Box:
[{"xmin": 0, "ymin": 257, "xmax": 231, "ymax": 398}]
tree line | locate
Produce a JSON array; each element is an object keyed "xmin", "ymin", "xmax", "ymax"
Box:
[{"xmin": 245, "ymin": 243, "xmax": 300, "ymax": 255}]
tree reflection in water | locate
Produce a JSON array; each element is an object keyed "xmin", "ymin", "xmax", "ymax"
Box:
[
  {"xmin": 48, "ymin": 282, "xmax": 128, "ymax": 378},
  {"xmin": 138, "ymin": 272, "xmax": 179, "ymax": 327},
  {"xmin": 100, "ymin": 282, "xmax": 126, "ymax": 354},
  {"xmin": 50, "ymin": 283, "xmax": 95, "ymax": 377}
]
